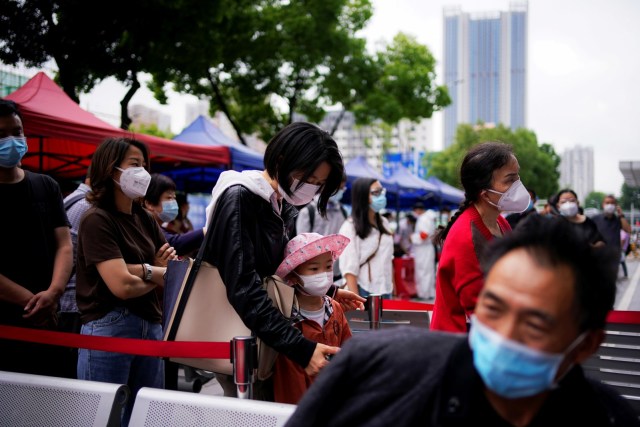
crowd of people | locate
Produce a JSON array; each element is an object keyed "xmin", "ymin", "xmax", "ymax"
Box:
[{"xmin": 2, "ymin": 96, "xmax": 639, "ymax": 426}]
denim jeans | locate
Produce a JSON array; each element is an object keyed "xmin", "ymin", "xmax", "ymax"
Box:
[
  {"xmin": 77, "ymin": 307, "xmax": 164, "ymax": 426},
  {"xmin": 358, "ymin": 285, "xmax": 392, "ymax": 300}
]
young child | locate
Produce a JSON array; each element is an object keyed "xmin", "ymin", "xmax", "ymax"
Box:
[{"xmin": 272, "ymin": 232, "xmax": 353, "ymax": 404}]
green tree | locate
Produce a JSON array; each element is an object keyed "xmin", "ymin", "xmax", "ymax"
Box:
[
  {"xmin": 429, "ymin": 123, "xmax": 560, "ymax": 198},
  {"xmin": 619, "ymin": 183, "xmax": 640, "ymax": 210},
  {"xmin": 0, "ymin": 0, "xmax": 233, "ymax": 128},
  {"xmin": 323, "ymin": 33, "xmax": 450, "ymax": 134},
  {"xmin": 585, "ymin": 191, "xmax": 606, "ymax": 210},
  {"xmin": 129, "ymin": 123, "xmax": 174, "ymax": 140},
  {"xmin": 150, "ymin": 0, "xmax": 374, "ymax": 143}
]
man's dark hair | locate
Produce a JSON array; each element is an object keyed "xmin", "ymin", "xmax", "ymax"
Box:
[
  {"xmin": 145, "ymin": 173, "xmax": 176, "ymax": 205},
  {"xmin": 0, "ymin": 99, "xmax": 22, "ymax": 120},
  {"xmin": 264, "ymin": 122, "xmax": 344, "ymax": 217},
  {"xmin": 482, "ymin": 215, "xmax": 618, "ymax": 331}
]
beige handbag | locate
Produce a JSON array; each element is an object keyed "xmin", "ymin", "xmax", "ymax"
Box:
[
  {"xmin": 258, "ymin": 275, "xmax": 298, "ymax": 380},
  {"xmin": 163, "ymin": 258, "xmax": 250, "ymax": 375},
  {"xmin": 163, "ymin": 256, "xmax": 297, "ymax": 377}
]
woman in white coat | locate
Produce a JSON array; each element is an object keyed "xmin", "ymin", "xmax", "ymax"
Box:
[{"xmin": 339, "ymin": 178, "xmax": 395, "ymax": 298}]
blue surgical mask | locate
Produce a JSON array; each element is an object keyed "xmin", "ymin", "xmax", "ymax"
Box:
[
  {"xmin": 0, "ymin": 136, "xmax": 28, "ymax": 168},
  {"xmin": 469, "ymin": 315, "xmax": 585, "ymax": 399},
  {"xmin": 330, "ymin": 188, "xmax": 345, "ymax": 203},
  {"xmin": 370, "ymin": 195, "xmax": 387, "ymax": 213},
  {"xmin": 159, "ymin": 199, "xmax": 179, "ymax": 223}
]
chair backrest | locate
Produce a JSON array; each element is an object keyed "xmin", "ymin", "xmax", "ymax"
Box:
[
  {"xmin": 583, "ymin": 319, "xmax": 640, "ymax": 416},
  {"xmin": 129, "ymin": 387, "xmax": 296, "ymax": 427},
  {"xmin": 0, "ymin": 370, "xmax": 128, "ymax": 427}
]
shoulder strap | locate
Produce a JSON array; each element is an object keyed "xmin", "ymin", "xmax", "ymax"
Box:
[
  {"xmin": 359, "ymin": 231, "xmax": 383, "ymax": 268},
  {"xmin": 64, "ymin": 193, "xmax": 86, "ymax": 211},
  {"xmin": 25, "ymin": 170, "xmax": 47, "ymax": 199}
]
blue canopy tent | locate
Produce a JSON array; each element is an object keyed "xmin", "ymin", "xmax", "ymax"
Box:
[
  {"xmin": 343, "ymin": 156, "xmax": 398, "ymax": 205},
  {"xmin": 173, "ymin": 115, "xmax": 264, "ymax": 171},
  {"xmin": 427, "ymin": 176, "xmax": 465, "ymax": 208},
  {"xmin": 387, "ymin": 165, "xmax": 441, "ymax": 210}
]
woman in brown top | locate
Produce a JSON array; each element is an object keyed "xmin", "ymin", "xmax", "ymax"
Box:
[{"xmin": 75, "ymin": 137, "xmax": 176, "ymax": 425}]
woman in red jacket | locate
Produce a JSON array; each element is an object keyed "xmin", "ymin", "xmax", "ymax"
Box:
[{"xmin": 430, "ymin": 142, "xmax": 530, "ymax": 332}]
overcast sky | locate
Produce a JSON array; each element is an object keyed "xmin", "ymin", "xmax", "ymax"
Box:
[{"xmin": 80, "ymin": 0, "xmax": 640, "ymax": 195}]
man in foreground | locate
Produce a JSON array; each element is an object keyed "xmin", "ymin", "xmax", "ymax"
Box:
[{"xmin": 286, "ymin": 215, "xmax": 638, "ymax": 426}]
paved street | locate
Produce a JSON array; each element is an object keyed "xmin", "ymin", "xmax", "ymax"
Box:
[{"xmin": 614, "ymin": 256, "xmax": 640, "ymax": 311}]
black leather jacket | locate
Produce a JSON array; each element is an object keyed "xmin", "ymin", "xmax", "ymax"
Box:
[{"xmin": 203, "ymin": 185, "xmax": 316, "ymax": 368}]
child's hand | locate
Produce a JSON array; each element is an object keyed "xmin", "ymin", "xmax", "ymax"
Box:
[
  {"xmin": 335, "ymin": 288, "xmax": 366, "ymax": 311},
  {"xmin": 305, "ymin": 343, "xmax": 339, "ymax": 376}
]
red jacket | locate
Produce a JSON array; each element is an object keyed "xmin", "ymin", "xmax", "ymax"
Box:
[
  {"xmin": 430, "ymin": 205, "xmax": 511, "ymax": 332},
  {"xmin": 273, "ymin": 298, "xmax": 352, "ymax": 404}
]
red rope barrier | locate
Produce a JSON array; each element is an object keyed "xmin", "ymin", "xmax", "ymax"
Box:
[
  {"xmin": 385, "ymin": 299, "xmax": 434, "ymax": 311},
  {"xmin": 607, "ymin": 311, "xmax": 640, "ymax": 325},
  {"xmin": 0, "ymin": 325, "xmax": 230, "ymax": 359}
]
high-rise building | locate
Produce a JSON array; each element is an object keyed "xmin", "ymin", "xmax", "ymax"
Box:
[
  {"xmin": 129, "ymin": 104, "xmax": 171, "ymax": 133},
  {"xmin": 443, "ymin": 2, "xmax": 528, "ymax": 148},
  {"xmin": 560, "ymin": 146, "xmax": 594, "ymax": 202}
]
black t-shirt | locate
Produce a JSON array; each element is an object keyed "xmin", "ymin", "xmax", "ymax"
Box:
[
  {"xmin": 561, "ymin": 216, "xmax": 604, "ymax": 246},
  {"xmin": 592, "ymin": 214, "xmax": 622, "ymax": 251},
  {"xmin": 0, "ymin": 171, "xmax": 69, "ymax": 326},
  {"xmin": 76, "ymin": 204, "xmax": 166, "ymax": 323}
]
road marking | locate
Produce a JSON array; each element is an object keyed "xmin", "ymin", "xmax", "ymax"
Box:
[{"xmin": 617, "ymin": 261, "xmax": 640, "ymax": 311}]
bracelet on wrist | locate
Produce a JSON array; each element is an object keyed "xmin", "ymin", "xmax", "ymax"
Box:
[{"xmin": 141, "ymin": 263, "xmax": 147, "ymax": 280}]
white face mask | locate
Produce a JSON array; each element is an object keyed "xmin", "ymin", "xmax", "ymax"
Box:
[
  {"xmin": 559, "ymin": 201, "xmax": 579, "ymax": 217},
  {"xmin": 297, "ymin": 271, "xmax": 333, "ymax": 296},
  {"xmin": 115, "ymin": 166, "xmax": 151, "ymax": 199},
  {"xmin": 486, "ymin": 180, "xmax": 531, "ymax": 213},
  {"xmin": 279, "ymin": 178, "xmax": 320, "ymax": 206},
  {"xmin": 603, "ymin": 203, "xmax": 616, "ymax": 215}
]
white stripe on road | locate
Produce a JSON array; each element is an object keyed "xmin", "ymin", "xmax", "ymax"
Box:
[{"xmin": 617, "ymin": 261, "xmax": 640, "ymax": 311}]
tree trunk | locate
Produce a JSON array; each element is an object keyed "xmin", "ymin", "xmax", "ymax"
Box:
[
  {"xmin": 55, "ymin": 62, "xmax": 80, "ymax": 104},
  {"xmin": 330, "ymin": 107, "xmax": 347, "ymax": 136},
  {"xmin": 206, "ymin": 71, "xmax": 248, "ymax": 146},
  {"xmin": 120, "ymin": 76, "xmax": 140, "ymax": 130}
]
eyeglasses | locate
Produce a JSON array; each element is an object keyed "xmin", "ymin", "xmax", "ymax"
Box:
[{"xmin": 370, "ymin": 188, "xmax": 386, "ymax": 197}]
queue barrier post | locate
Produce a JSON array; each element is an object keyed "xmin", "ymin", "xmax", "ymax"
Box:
[
  {"xmin": 366, "ymin": 294, "xmax": 383, "ymax": 330},
  {"xmin": 231, "ymin": 336, "xmax": 257, "ymax": 399}
]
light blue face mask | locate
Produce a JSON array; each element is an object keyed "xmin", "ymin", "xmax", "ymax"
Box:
[
  {"xmin": 0, "ymin": 136, "xmax": 28, "ymax": 168},
  {"xmin": 159, "ymin": 199, "xmax": 179, "ymax": 223},
  {"xmin": 469, "ymin": 315, "xmax": 585, "ymax": 399},
  {"xmin": 370, "ymin": 194, "xmax": 387, "ymax": 213},
  {"xmin": 330, "ymin": 188, "xmax": 345, "ymax": 203}
]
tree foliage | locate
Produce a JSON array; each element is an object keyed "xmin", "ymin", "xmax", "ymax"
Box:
[
  {"xmin": 1, "ymin": 0, "xmax": 232, "ymax": 127},
  {"xmin": 429, "ymin": 123, "xmax": 560, "ymax": 199},
  {"xmin": 584, "ymin": 191, "xmax": 606, "ymax": 210},
  {"xmin": 129, "ymin": 123, "xmax": 174, "ymax": 140},
  {"xmin": 2, "ymin": 0, "xmax": 447, "ymax": 140},
  {"xmin": 619, "ymin": 183, "xmax": 640, "ymax": 210},
  {"xmin": 322, "ymin": 33, "xmax": 450, "ymax": 133}
]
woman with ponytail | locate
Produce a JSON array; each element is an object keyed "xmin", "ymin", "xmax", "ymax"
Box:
[
  {"xmin": 339, "ymin": 178, "xmax": 395, "ymax": 298},
  {"xmin": 431, "ymin": 142, "xmax": 531, "ymax": 332}
]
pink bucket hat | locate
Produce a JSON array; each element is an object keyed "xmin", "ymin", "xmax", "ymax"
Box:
[{"xmin": 275, "ymin": 233, "xmax": 350, "ymax": 279}]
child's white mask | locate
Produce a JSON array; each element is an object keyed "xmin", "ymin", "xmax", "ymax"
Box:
[{"xmin": 296, "ymin": 271, "xmax": 333, "ymax": 296}]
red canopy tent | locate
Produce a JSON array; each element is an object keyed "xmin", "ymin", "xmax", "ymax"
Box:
[{"xmin": 4, "ymin": 72, "xmax": 230, "ymax": 179}]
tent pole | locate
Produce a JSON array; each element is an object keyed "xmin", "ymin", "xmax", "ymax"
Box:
[{"xmin": 39, "ymin": 136, "xmax": 44, "ymax": 173}]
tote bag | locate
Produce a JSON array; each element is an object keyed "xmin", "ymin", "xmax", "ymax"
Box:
[{"xmin": 163, "ymin": 214, "xmax": 297, "ymax": 377}]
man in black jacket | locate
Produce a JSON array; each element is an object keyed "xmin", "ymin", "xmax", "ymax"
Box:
[{"xmin": 286, "ymin": 215, "xmax": 639, "ymax": 427}]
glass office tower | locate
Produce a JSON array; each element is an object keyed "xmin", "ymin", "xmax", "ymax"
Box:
[{"xmin": 443, "ymin": 2, "xmax": 528, "ymax": 148}]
